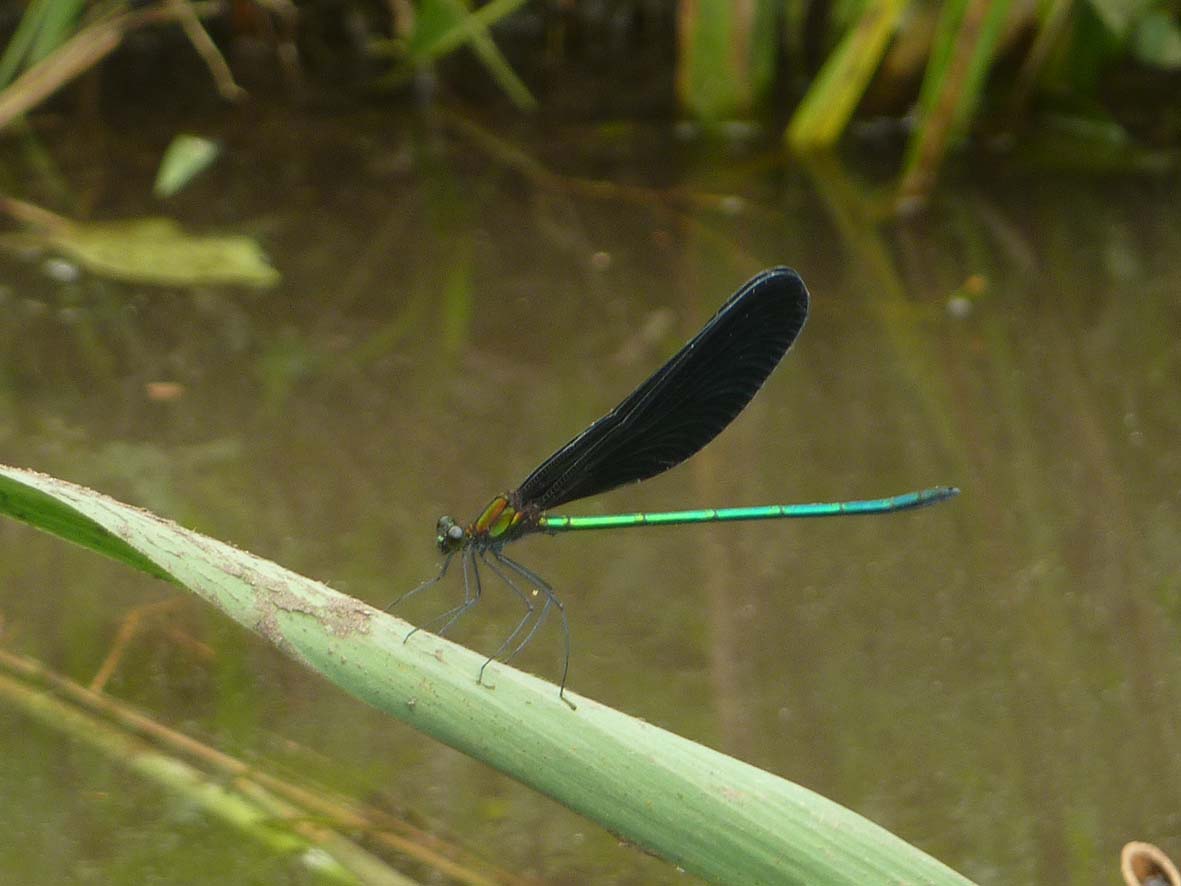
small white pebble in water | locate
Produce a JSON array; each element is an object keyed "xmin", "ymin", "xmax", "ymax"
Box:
[
  {"xmin": 719, "ymin": 120, "xmax": 760, "ymax": 141},
  {"xmin": 719, "ymin": 195, "xmax": 746, "ymax": 215},
  {"xmin": 947, "ymin": 295, "xmax": 973, "ymax": 319},
  {"xmin": 895, "ymin": 194, "xmax": 926, "ymax": 217},
  {"xmin": 590, "ymin": 250, "xmax": 612, "ymax": 271},
  {"xmin": 43, "ymin": 257, "xmax": 80, "ymax": 283}
]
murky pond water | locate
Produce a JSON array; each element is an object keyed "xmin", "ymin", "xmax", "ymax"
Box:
[{"xmin": 1, "ymin": 106, "xmax": 1179, "ymax": 884}]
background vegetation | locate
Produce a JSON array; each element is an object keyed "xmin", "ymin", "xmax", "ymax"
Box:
[{"xmin": 1, "ymin": 0, "xmax": 1179, "ymax": 202}]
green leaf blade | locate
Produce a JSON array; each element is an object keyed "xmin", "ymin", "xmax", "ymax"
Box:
[{"xmin": 0, "ymin": 464, "xmax": 975, "ymax": 886}]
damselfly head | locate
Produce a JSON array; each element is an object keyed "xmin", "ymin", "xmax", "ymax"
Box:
[{"xmin": 436, "ymin": 516, "xmax": 466, "ymax": 553}]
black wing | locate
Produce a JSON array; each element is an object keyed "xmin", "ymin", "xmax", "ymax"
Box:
[{"xmin": 514, "ymin": 267, "xmax": 809, "ymax": 511}]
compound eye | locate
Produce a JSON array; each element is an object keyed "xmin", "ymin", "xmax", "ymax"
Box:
[{"xmin": 435, "ymin": 516, "xmax": 467, "ymax": 553}]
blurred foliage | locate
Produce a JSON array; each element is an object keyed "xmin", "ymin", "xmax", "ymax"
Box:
[
  {"xmin": 0, "ymin": 0, "xmax": 1177, "ymax": 200},
  {"xmin": 896, "ymin": 0, "xmax": 1013, "ymax": 201},
  {"xmin": 373, "ymin": 0, "xmax": 535, "ymax": 109},
  {"xmin": 33, "ymin": 217, "xmax": 279, "ymax": 287},
  {"xmin": 676, "ymin": 0, "xmax": 779, "ymax": 120},
  {"xmin": 787, "ymin": 0, "xmax": 909, "ymax": 149},
  {"xmin": 0, "ymin": 197, "xmax": 279, "ymax": 287},
  {"xmin": 154, "ymin": 134, "xmax": 221, "ymax": 198},
  {"xmin": 0, "ymin": 0, "xmax": 85, "ymax": 89}
]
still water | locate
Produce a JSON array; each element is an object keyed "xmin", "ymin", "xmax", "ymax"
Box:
[{"xmin": 1, "ymin": 108, "xmax": 1179, "ymax": 884}]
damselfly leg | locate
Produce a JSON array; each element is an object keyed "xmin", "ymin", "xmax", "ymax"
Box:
[
  {"xmin": 388, "ymin": 553, "xmax": 455, "ymax": 643},
  {"xmin": 394, "ymin": 543, "xmax": 574, "ymax": 707},
  {"xmin": 491, "ymin": 549, "xmax": 572, "ymax": 706}
]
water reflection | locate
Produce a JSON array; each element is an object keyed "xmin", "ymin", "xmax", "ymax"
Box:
[{"xmin": 1, "ymin": 110, "xmax": 1178, "ymax": 884}]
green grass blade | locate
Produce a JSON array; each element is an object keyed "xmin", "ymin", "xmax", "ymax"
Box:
[
  {"xmin": 402, "ymin": 0, "xmax": 536, "ymax": 111},
  {"xmin": 0, "ymin": 464, "xmax": 975, "ymax": 886},
  {"xmin": 27, "ymin": 0, "xmax": 85, "ymax": 65},
  {"xmin": 676, "ymin": 0, "xmax": 779, "ymax": 120},
  {"xmin": 0, "ymin": 0, "xmax": 88, "ymax": 92},
  {"xmin": 899, "ymin": 0, "xmax": 1011, "ymax": 198},
  {"xmin": 407, "ymin": 0, "xmax": 527, "ymax": 60},
  {"xmin": 786, "ymin": 0, "xmax": 908, "ymax": 150},
  {"xmin": 0, "ymin": 0, "xmax": 53, "ymax": 88},
  {"xmin": 0, "ymin": 470, "xmax": 172, "ymax": 581}
]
